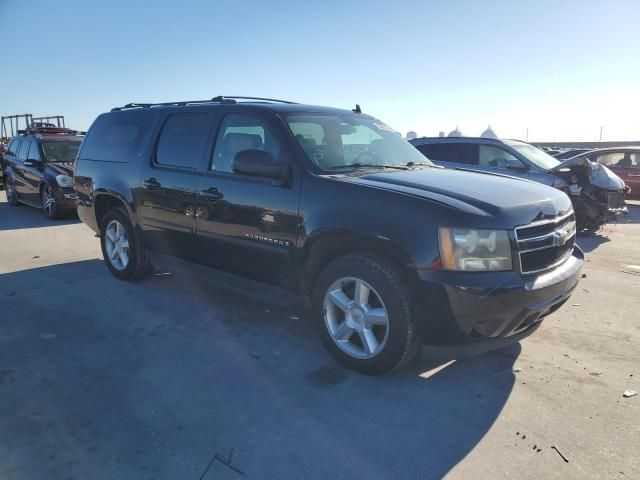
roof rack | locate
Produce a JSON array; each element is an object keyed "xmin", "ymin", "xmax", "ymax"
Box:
[
  {"xmin": 111, "ymin": 96, "xmax": 297, "ymax": 111},
  {"xmin": 18, "ymin": 126, "xmax": 85, "ymax": 136}
]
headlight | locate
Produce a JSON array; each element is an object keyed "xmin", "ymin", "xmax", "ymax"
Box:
[
  {"xmin": 438, "ymin": 227, "xmax": 512, "ymax": 271},
  {"xmin": 56, "ymin": 174, "xmax": 73, "ymax": 188}
]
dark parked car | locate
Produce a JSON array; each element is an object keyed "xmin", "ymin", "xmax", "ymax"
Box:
[
  {"xmin": 565, "ymin": 147, "xmax": 640, "ymax": 200},
  {"xmin": 2, "ymin": 127, "xmax": 83, "ymax": 218},
  {"xmin": 410, "ymin": 137, "xmax": 628, "ymax": 231},
  {"xmin": 74, "ymin": 97, "xmax": 583, "ymax": 374}
]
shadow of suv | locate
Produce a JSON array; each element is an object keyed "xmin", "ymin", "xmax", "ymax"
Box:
[
  {"xmin": 74, "ymin": 96, "xmax": 583, "ymax": 374},
  {"xmin": 2, "ymin": 127, "xmax": 83, "ymax": 219}
]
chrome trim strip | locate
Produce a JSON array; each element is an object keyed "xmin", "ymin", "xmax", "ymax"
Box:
[{"xmin": 514, "ymin": 210, "xmax": 574, "ymax": 238}]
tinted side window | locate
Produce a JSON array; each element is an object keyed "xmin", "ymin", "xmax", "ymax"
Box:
[
  {"xmin": 80, "ymin": 111, "xmax": 154, "ymax": 163},
  {"xmin": 417, "ymin": 143, "xmax": 478, "ymax": 165},
  {"xmin": 155, "ymin": 113, "xmax": 210, "ymax": 169},
  {"xmin": 478, "ymin": 145, "xmax": 522, "ymax": 168},
  {"xmin": 211, "ymin": 114, "xmax": 281, "ymax": 173},
  {"xmin": 6, "ymin": 138, "xmax": 20, "ymax": 156},
  {"xmin": 596, "ymin": 152, "xmax": 639, "ymax": 168},
  {"xmin": 17, "ymin": 138, "xmax": 30, "ymax": 160},
  {"xmin": 27, "ymin": 140, "xmax": 41, "ymax": 161}
]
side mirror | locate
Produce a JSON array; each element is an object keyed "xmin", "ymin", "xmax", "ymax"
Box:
[
  {"xmin": 233, "ymin": 149, "xmax": 290, "ymax": 184},
  {"xmin": 24, "ymin": 158, "xmax": 42, "ymax": 168}
]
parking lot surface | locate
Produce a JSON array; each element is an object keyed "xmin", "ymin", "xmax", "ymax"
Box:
[{"xmin": 0, "ymin": 192, "xmax": 638, "ymax": 480}]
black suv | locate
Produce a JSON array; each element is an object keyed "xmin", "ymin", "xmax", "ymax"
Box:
[
  {"xmin": 2, "ymin": 127, "xmax": 83, "ymax": 218},
  {"xmin": 74, "ymin": 97, "xmax": 583, "ymax": 374}
]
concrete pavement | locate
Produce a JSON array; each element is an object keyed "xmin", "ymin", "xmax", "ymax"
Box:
[{"xmin": 0, "ymin": 193, "xmax": 638, "ymax": 479}]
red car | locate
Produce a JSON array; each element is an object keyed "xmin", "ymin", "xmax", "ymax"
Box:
[{"xmin": 571, "ymin": 147, "xmax": 640, "ymax": 200}]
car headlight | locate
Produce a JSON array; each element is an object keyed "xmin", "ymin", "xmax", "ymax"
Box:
[
  {"xmin": 56, "ymin": 174, "xmax": 73, "ymax": 188},
  {"xmin": 438, "ymin": 227, "xmax": 512, "ymax": 271}
]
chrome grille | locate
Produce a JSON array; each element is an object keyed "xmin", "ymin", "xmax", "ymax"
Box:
[
  {"xmin": 515, "ymin": 211, "xmax": 576, "ymax": 274},
  {"xmin": 607, "ymin": 191, "xmax": 625, "ymax": 209}
]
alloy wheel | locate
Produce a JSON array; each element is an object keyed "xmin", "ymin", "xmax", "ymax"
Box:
[
  {"xmin": 42, "ymin": 185, "xmax": 56, "ymax": 216},
  {"xmin": 323, "ymin": 276, "xmax": 390, "ymax": 359},
  {"xmin": 104, "ymin": 220, "xmax": 130, "ymax": 271}
]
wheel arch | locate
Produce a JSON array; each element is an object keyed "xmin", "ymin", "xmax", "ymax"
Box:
[
  {"xmin": 298, "ymin": 229, "xmax": 418, "ymax": 298},
  {"xmin": 94, "ymin": 192, "xmax": 133, "ymax": 231}
]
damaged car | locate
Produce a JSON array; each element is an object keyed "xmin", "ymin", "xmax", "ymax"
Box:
[{"xmin": 410, "ymin": 136, "xmax": 628, "ymax": 231}]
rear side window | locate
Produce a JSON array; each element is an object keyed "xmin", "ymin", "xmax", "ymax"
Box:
[
  {"xmin": 155, "ymin": 113, "xmax": 210, "ymax": 169},
  {"xmin": 80, "ymin": 111, "xmax": 154, "ymax": 163},
  {"xmin": 17, "ymin": 138, "xmax": 30, "ymax": 160},
  {"xmin": 417, "ymin": 143, "xmax": 478, "ymax": 165}
]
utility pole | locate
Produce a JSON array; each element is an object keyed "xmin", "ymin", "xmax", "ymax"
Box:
[
  {"xmin": 526, "ymin": 128, "xmax": 529, "ymax": 142},
  {"xmin": 599, "ymin": 126, "xmax": 603, "ymax": 142}
]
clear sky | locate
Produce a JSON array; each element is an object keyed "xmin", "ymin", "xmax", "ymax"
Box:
[{"xmin": 1, "ymin": 0, "xmax": 638, "ymax": 141}]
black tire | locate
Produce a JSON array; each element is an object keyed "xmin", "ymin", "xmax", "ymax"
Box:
[
  {"xmin": 100, "ymin": 207, "xmax": 151, "ymax": 281},
  {"xmin": 4, "ymin": 176, "xmax": 20, "ymax": 206},
  {"xmin": 312, "ymin": 254, "xmax": 422, "ymax": 375},
  {"xmin": 41, "ymin": 183, "xmax": 63, "ymax": 219}
]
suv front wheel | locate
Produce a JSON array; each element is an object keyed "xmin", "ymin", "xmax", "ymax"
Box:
[
  {"xmin": 312, "ymin": 254, "xmax": 422, "ymax": 375},
  {"xmin": 100, "ymin": 207, "xmax": 151, "ymax": 280}
]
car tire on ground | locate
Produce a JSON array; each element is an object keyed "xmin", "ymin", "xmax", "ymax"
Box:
[
  {"xmin": 4, "ymin": 176, "xmax": 20, "ymax": 206},
  {"xmin": 100, "ymin": 207, "xmax": 151, "ymax": 281},
  {"xmin": 41, "ymin": 183, "xmax": 63, "ymax": 219},
  {"xmin": 312, "ymin": 254, "xmax": 422, "ymax": 375}
]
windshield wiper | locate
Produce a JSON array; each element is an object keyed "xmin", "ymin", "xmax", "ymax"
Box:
[{"xmin": 329, "ymin": 163, "xmax": 409, "ymax": 171}]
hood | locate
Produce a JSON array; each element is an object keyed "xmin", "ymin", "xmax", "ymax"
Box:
[
  {"xmin": 551, "ymin": 157, "xmax": 626, "ymax": 190},
  {"xmin": 48, "ymin": 162, "xmax": 74, "ymax": 176},
  {"xmin": 341, "ymin": 168, "xmax": 573, "ymax": 226}
]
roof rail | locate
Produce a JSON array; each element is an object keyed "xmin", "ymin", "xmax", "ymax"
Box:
[
  {"xmin": 111, "ymin": 96, "xmax": 297, "ymax": 111},
  {"xmin": 211, "ymin": 96, "xmax": 298, "ymax": 104}
]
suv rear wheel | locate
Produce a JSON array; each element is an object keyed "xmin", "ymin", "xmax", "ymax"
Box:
[
  {"xmin": 5, "ymin": 176, "xmax": 20, "ymax": 206},
  {"xmin": 312, "ymin": 254, "xmax": 422, "ymax": 375},
  {"xmin": 100, "ymin": 207, "xmax": 151, "ymax": 280}
]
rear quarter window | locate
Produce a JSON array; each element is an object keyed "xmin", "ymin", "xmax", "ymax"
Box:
[{"xmin": 80, "ymin": 111, "xmax": 156, "ymax": 163}]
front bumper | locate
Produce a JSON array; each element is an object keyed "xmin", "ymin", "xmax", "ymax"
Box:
[
  {"xmin": 414, "ymin": 245, "xmax": 584, "ymax": 344},
  {"xmin": 55, "ymin": 187, "xmax": 79, "ymax": 210}
]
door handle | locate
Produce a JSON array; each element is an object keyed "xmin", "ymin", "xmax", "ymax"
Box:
[
  {"xmin": 143, "ymin": 177, "xmax": 161, "ymax": 189},
  {"xmin": 200, "ymin": 186, "xmax": 223, "ymax": 201}
]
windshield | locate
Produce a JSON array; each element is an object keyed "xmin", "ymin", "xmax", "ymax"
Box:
[
  {"xmin": 504, "ymin": 140, "xmax": 560, "ymax": 170},
  {"xmin": 41, "ymin": 140, "xmax": 81, "ymax": 163},
  {"xmin": 285, "ymin": 113, "xmax": 434, "ymax": 171}
]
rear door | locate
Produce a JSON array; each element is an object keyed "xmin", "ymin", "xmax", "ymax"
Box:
[
  {"xmin": 2, "ymin": 137, "xmax": 22, "ymax": 192},
  {"xmin": 12, "ymin": 138, "xmax": 31, "ymax": 199},
  {"xmin": 137, "ymin": 111, "xmax": 213, "ymax": 258}
]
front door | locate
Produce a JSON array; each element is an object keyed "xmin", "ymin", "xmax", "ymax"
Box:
[
  {"xmin": 194, "ymin": 112, "xmax": 301, "ymax": 286},
  {"xmin": 23, "ymin": 139, "xmax": 44, "ymax": 204},
  {"xmin": 136, "ymin": 111, "xmax": 213, "ymax": 258}
]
